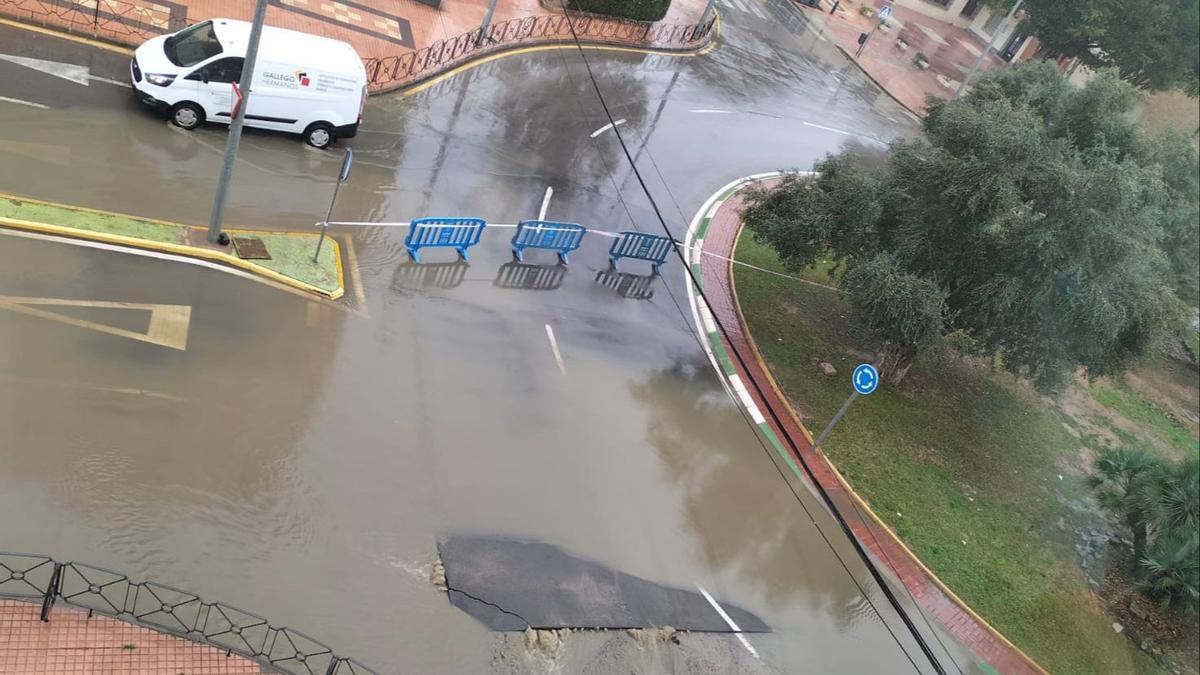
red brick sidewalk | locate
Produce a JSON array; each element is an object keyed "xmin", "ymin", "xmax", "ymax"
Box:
[
  {"xmin": 0, "ymin": 599, "xmax": 264, "ymax": 674},
  {"xmin": 0, "ymin": 0, "xmax": 709, "ymax": 86},
  {"xmin": 697, "ymin": 185, "xmax": 1045, "ymax": 675},
  {"xmin": 791, "ymin": 0, "xmax": 1020, "ymax": 114}
]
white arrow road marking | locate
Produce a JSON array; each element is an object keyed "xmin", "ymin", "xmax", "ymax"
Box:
[
  {"xmin": 0, "ymin": 95, "xmax": 48, "ymax": 109},
  {"xmin": 0, "ymin": 53, "xmax": 91, "ymax": 85},
  {"xmin": 0, "ymin": 296, "xmax": 192, "ymax": 350},
  {"xmin": 88, "ymin": 74, "xmax": 131, "ymax": 88}
]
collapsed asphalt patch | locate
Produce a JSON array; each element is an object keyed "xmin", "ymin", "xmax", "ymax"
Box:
[{"xmin": 438, "ymin": 536, "xmax": 770, "ymax": 633}]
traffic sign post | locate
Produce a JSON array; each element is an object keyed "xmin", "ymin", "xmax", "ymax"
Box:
[
  {"xmin": 853, "ymin": 363, "xmax": 879, "ymax": 395},
  {"xmin": 812, "ymin": 363, "xmax": 879, "ymax": 452},
  {"xmin": 876, "ymin": 5, "xmax": 892, "ymax": 21},
  {"xmin": 313, "ymin": 147, "xmax": 353, "ymax": 261}
]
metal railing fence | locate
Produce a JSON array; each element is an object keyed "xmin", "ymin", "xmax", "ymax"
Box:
[{"xmin": 0, "ymin": 552, "xmax": 378, "ymax": 675}]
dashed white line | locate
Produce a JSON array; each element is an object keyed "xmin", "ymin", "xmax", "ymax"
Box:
[
  {"xmin": 802, "ymin": 121, "xmax": 854, "ymax": 136},
  {"xmin": 696, "ymin": 585, "xmax": 760, "ymax": 658},
  {"xmin": 0, "ymin": 95, "xmax": 48, "ymax": 109},
  {"xmin": 590, "ymin": 118, "xmax": 626, "ymax": 138},
  {"xmin": 545, "ymin": 324, "xmax": 566, "ymax": 375},
  {"xmin": 690, "ymin": 109, "xmax": 734, "ymax": 114},
  {"xmin": 537, "ymin": 186, "xmax": 554, "ymax": 221}
]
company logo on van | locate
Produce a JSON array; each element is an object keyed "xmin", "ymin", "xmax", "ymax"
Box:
[{"xmin": 294, "ymin": 70, "xmax": 311, "ymax": 87}]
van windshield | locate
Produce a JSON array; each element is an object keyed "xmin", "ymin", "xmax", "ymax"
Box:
[{"xmin": 163, "ymin": 21, "xmax": 223, "ymax": 67}]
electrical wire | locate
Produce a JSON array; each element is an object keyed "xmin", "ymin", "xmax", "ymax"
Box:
[
  {"xmin": 615, "ymin": 102, "xmax": 966, "ymax": 675},
  {"xmin": 557, "ymin": 8, "xmax": 949, "ymax": 674}
]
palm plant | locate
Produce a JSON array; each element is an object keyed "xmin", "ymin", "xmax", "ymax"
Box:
[
  {"xmin": 1088, "ymin": 446, "xmax": 1159, "ymax": 562},
  {"xmin": 1090, "ymin": 450, "xmax": 1200, "ymax": 612}
]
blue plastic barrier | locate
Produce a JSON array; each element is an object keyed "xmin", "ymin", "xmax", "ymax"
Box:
[
  {"xmin": 608, "ymin": 231, "xmax": 673, "ymax": 274},
  {"xmin": 405, "ymin": 217, "xmax": 487, "ymax": 262},
  {"xmin": 510, "ymin": 220, "xmax": 587, "ymax": 265}
]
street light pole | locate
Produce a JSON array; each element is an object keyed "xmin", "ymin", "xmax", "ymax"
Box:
[
  {"xmin": 478, "ymin": 0, "xmax": 498, "ymax": 46},
  {"xmin": 954, "ymin": 0, "xmax": 1022, "ymax": 99},
  {"xmin": 205, "ymin": 0, "xmax": 270, "ymax": 245}
]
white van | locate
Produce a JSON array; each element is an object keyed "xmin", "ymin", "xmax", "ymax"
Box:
[{"xmin": 131, "ymin": 19, "xmax": 367, "ymax": 148}]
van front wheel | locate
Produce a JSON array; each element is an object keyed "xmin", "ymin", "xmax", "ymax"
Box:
[
  {"xmin": 304, "ymin": 123, "xmax": 334, "ymax": 149},
  {"xmin": 171, "ymin": 102, "xmax": 204, "ymax": 130}
]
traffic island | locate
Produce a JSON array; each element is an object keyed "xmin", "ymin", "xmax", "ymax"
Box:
[{"xmin": 0, "ymin": 194, "xmax": 343, "ymax": 299}]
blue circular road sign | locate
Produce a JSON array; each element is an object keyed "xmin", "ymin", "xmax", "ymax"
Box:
[{"xmin": 852, "ymin": 363, "xmax": 879, "ymax": 395}]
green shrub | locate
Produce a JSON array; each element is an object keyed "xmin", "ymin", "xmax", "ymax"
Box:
[{"xmin": 570, "ymin": 0, "xmax": 671, "ymax": 22}]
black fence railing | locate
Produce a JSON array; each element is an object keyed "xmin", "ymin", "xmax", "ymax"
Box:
[
  {"xmin": 0, "ymin": 552, "xmax": 378, "ymax": 675},
  {"xmin": 365, "ymin": 12, "xmax": 717, "ymax": 91}
]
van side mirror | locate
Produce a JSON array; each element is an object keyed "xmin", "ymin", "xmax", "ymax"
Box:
[{"xmin": 201, "ymin": 74, "xmax": 209, "ymax": 84}]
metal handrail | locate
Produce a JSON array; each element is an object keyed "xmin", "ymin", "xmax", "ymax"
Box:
[
  {"xmin": 0, "ymin": 552, "xmax": 378, "ymax": 675},
  {"xmin": 364, "ymin": 12, "xmax": 716, "ymax": 91}
]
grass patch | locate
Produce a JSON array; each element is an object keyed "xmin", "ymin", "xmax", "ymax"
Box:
[
  {"xmin": 0, "ymin": 196, "xmax": 180, "ymax": 243},
  {"xmin": 734, "ymin": 234, "xmax": 1163, "ymax": 675},
  {"xmin": 1090, "ymin": 381, "xmax": 1197, "ymax": 459},
  {"xmin": 0, "ymin": 196, "xmax": 340, "ymax": 295},
  {"xmin": 243, "ymin": 232, "xmax": 340, "ymax": 294}
]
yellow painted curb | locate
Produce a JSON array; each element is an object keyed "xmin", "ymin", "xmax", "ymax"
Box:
[
  {"xmin": 0, "ymin": 16, "xmax": 134, "ymax": 54},
  {"xmin": 724, "ymin": 199, "xmax": 1049, "ymax": 675},
  {"xmin": 0, "ymin": 194, "xmax": 344, "ymax": 300}
]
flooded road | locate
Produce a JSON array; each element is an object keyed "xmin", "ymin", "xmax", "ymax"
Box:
[{"xmin": 0, "ymin": 6, "xmax": 974, "ymax": 673}]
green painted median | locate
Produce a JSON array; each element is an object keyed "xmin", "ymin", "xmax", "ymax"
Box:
[{"xmin": 0, "ymin": 195, "xmax": 342, "ymax": 298}]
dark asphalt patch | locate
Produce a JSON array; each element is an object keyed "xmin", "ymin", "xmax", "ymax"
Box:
[{"xmin": 438, "ymin": 536, "xmax": 770, "ymax": 633}]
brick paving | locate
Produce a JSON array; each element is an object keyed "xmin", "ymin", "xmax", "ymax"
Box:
[
  {"xmin": 0, "ymin": 599, "xmax": 265, "ymax": 674},
  {"xmin": 792, "ymin": 0, "xmax": 1023, "ymax": 114},
  {"xmin": 0, "ymin": 0, "xmax": 709, "ymax": 65},
  {"xmin": 699, "ymin": 187, "xmax": 1045, "ymax": 675}
]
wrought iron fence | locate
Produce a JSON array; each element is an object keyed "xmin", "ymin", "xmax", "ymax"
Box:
[
  {"xmin": 0, "ymin": 552, "xmax": 378, "ymax": 675},
  {"xmin": 364, "ymin": 12, "xmax": 717, "ymax": 91},
  {"xmin": 0, "ymin": 0, "xmax": 714, "ymax": 93}
]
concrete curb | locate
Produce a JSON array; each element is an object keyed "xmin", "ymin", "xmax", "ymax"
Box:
[
  {"xmin": 834, "ymin": 44, "xmax": 925, "ymax": 120},
  {"xmin": 0, "ymin": 195, "xmax": 344, "ymax": 300},
  {"xmin": 684, "ymin": 174, "xmax": 1048, "ymax": 675}
]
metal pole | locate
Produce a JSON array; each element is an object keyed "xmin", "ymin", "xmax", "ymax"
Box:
[
  {"xmin": 955, "ymin": 0, "xmax": 1022, "ymax": 99},
  {"xmin": 477, "ymin": 0, "xmax": 498, "ymax": 46},
  {"xmin": 206, "ymin": 0, "xmax": 270, "ymax": 245},
  {"xmin": 811, "ymin": 391, "xmax": 859, "ymax": 452},
  {"xmin": 313, "ymin": 179, "xmax": 341, "ymax": 261}
]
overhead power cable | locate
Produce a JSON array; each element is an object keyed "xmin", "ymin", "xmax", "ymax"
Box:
[{"xmin": 558, "ymin": 9, "xmax": 949, "ymax": 675}]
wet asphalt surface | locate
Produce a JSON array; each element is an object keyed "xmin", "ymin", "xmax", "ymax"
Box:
[{"xmin": 0, "ymin": 3, "xmax": 985, "ymax": 673}]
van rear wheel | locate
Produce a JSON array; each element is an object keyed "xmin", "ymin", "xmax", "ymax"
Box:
[
  {"xmin": 171, "ymin": 102, "xmax": 204, "ymax": 130},
  {"xmin": 304, "ymin": 122, "xmax": 334, "ymax": 149}
]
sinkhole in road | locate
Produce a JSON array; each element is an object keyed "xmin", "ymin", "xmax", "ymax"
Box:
[{"xmin": 437, "ymin": 536, "xmax": 770, "ymax": 633}]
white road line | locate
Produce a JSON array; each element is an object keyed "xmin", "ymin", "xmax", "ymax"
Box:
[
  {"xmin": 537, "ymin": 186, "xmax": 553, "ymax": 221},
  {"xmin": 696, "ymin": 585, "xmax": 760, "ymax": 658},
  {"xmin": 802, "ymin": 121, "xmax": 854, "ymax": 136},
  {"xmin": 690, "ymin": 109, "xmax": 733, "ymax": 114},
  {"xmin": 589, "ymin": 118, "xmax": 626, "ymax": 138},
  {"xmin": 545, "ymin": 324, "xmax": 566, "ymax": 375},
  {"xmin": 0, "ymin": 95, "xmax": 48, "ymax": 109},
  {"xmin": 88, "ymin": 74, "xmax": 131, "ymax": 88}
]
